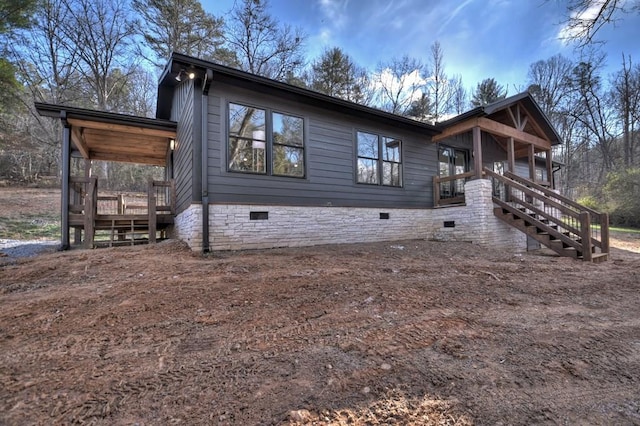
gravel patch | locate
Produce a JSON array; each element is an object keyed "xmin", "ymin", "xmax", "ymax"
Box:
[{"xmin": 0, "ymin": 239, "xmax": 59, "ymax": 262}]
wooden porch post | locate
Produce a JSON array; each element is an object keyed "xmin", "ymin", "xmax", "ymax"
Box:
[
  {"xmin": 60, "ymin": 114, "xmax": 71, "ymax": 250},
  {"xmin": 528, "ymin": 144, "xmax": 536, "ymax": 182},
  {"xmin": 84, "ymin": 177, "xmax": 96, "ymax": 249},
  {"xmin": 507, "ymin": 137, "xmax": 515, "ymax": 173},
  {"xmin": 148, "ymin": 180, "xmax": 157, "ymax": 243},
  {"xmin": 546, "ymin": 149, "xmax": 554, "ymax": 188},
  {"xmin": 472, "ymin": 126, "xmax": 483, "ymax": 179},
  {"xmin": 74, "ymin": 159, "xmax": 92, "ymax": 245}
]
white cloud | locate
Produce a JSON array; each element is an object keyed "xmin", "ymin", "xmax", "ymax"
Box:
[
  {"xmin": 557, "ymin": 0, "xmax": 608, "ymax": 42},
  {"xmin": 317, "ymin": 0, "xmax": 350, "ymax": 29},
  {"xmin": 438, "ymin": 0, "xmax": 475, "ymax": 33},
  {"xmin": 372, "ymin": 67, "xmax": 426, "ymax": 106}
]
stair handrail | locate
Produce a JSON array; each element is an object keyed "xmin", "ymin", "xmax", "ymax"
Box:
[
  {"xmin": 483, "ymin": 168, "xmax": 609, "ymax": 259},
  {"xmin": 501, "ymin": 170, "xmax": 609, "ymax": 255},
  {"xmin": 502, "ymin": 170, "xmax": 600, "ymax": 217}
]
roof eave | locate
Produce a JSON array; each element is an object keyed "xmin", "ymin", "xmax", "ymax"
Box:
[{"xmin": 158, "ymin": 53, "xmax": 441, "ymax": 136}]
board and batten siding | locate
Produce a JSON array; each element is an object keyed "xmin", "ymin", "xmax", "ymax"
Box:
[
  {"xmin": 205, "ymin": 82, "xmax": 437, "ymax": 209},
  {"xmin": 171, "ymin": 80, "xmax": 195, "ymax": 214}
]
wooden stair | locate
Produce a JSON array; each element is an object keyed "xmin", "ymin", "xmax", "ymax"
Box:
[
  {"xmin": 493, "ymin": 201, "xmax": 607, "ymax": 263},
  {"xmin": 484, "ymin": 168, "xmax": 610, "ymax": 263}
]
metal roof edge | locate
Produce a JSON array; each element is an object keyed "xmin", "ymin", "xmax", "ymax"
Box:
[{"xmin": 35, "ymin": 102, "xmax": 177, "ymax": 130}]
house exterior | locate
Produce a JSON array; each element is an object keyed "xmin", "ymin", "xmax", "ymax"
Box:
[{"xmin": 155, "ymin": 53, "xmax": 558, "ymax": 252}]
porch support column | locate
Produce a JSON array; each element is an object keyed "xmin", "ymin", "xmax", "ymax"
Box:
[
  {"xmin": 528, "ymin": 144, "xmax": 536, "ymax": 181},
  {"xmin": 472, "ymin": 126, "xmax": 483, "ymax": 179},
  {"xmin": 60, "ymin": 112, "xmax": 71, "ymax": 250},
  {"xmin": 507, "ymin": 137, "xmax": 515, "ymax": 173},
  {"xmin": 546, "ymin": 149, "xmax": 554, "ymax": 188}
]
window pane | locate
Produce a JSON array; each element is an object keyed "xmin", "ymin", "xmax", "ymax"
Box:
[
  {"xmin": 357, "ymin": 132, "xmax": 378, "ymax": 158},
  {"xmin": 454, "ymin": 149, "xmax": 466, "ymax": 175},
  {"xmin": 273, "ymin": 113, "xmax": 303, "ymax": 147},
  {"xmin": 357, "ymin": 158, "xmax": 378, "ymax": 184},
  {"xmin": 229, "ymin": 103, "xmax": 265, "ymax": 139},
  {"xmin": 383, "ymin": 161, "xmax": 402, "ymax": 186},
  {"xmin": 382, "ymin": 137, "xmax": 401, "ymax": 162},
  {"xmin": 228, "ymin": 137, "xmax": 266, "ymax": 173},
  {"xmin": 273, "ymin": 146, "xmax": 304, "ymax": 177}
]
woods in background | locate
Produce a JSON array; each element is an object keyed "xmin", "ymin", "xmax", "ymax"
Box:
[{"xmin": 1, "ymin": 0, "xmax": 639, "ymax": 226}]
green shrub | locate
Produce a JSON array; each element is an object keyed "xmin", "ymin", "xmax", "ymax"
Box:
[
  {"xmin": 576, "ymin": 195, "xmax": 602, "ymax": 211},
  {"xmin": 604, "ymin": 168, "xmax": 640, "ymax": 229}
]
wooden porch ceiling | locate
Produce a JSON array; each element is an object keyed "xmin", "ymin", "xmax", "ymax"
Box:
[
  {"xmin": 35, "ymin": 103, "xmax": 178, "ymax": 167},
  {"xmin": 69, "ymin": 119, "xmax": 176, "ymax": 166}
]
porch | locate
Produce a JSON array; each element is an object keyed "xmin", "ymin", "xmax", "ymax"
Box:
[
  {"xmin": 35, "ymin": 103, "xmax": 178, "ymax": 249},
  {"xmin": 431, "ymin": 94, "xmax": 609, "ymax": 262}
]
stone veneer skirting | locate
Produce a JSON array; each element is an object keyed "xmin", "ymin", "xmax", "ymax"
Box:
[{"xmin": 172, "ymin": 179, "xmax": 527, "ymax": 252}]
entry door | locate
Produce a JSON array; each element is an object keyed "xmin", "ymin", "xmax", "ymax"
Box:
[{"xmin": 438, "ymin": 146, "xmax": 468, "ymax": 199}]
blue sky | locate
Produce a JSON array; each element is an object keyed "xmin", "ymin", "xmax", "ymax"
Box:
[{"xmin": 202, "ymin": 0, "xmax": 640, "ymax": 93}]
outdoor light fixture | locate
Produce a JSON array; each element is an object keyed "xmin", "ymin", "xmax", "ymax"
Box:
[
  {"xmin": 175, "ymin": 68, "xmax": 197, "ymax": 82},
  {"xmin": 169, "ymin": 139, "xmax": 175, "ymax": 150}
]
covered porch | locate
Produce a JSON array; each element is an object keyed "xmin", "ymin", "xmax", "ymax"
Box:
[
  {"xmin": 35, "ymin": 103, "xmax": 178, "ymax": 249},
  {"xmin": 432, "ymin": 93, "xmax": 558, "ymax": 207}
]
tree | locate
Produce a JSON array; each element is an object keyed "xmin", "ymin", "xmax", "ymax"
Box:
[
  {"xmin": 10, "ymin": 0, "xmax": 82, "ymax": 105},
  {"xmin": 373, "ymin": 55, "xmax": 425, "ymax": 115},
  {"xmin": 58, "ymin": 0, "xmax": 137, "ymax": 110},
  {"xmin": 566, "ymin": 56, "xmax": 616, "ymax": 183},
  {"xmin": 406, "ymin": 93, "xmax": 431, "ymax": 121},
  {"xmin": 132, "ymin": 0, "xmax": 235, "ymax": 68},
  {"xmin": 559, "ymin": 0, "xmax": 638, "ymax": 46},
  {"xmin": 308, "ymin": 47, "xmax": 372, "ymax": 104},
  {"xmin": 604, "ymin": 167, "xmax": 640, "ymax": 227},
  {"xmin": 0, "ymin": 0, "xmax": 37, "ymax": 110},
  {"xmin": 449, "ymin": 74, "xmax": 467, "ymax": 115},
  {"xmin": 225, "ymin": 0, "xmax": 305, "ymax": 81},
  {"xmin": 426, "ymin": 41, "xmax": 450, "ymax": 121},
  {"xmin": 610, "ymin": 55, "xmax": 640, "ymax": 167},
  {"xmin": 527, "ymin": 54, "xmax": 575, "ymax": 192},
  {"xmin": 0, "ymin": 0, "xmax": 37, "ymax": 33},
  {"xmin": 471, "ymin": 78, "xmax": 507, "ymax": 107},
  {"xmin": 527, "ymin": 54, "xmax": 574, "ymax": 117}
]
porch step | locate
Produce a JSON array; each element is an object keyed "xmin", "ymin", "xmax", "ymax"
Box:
[{"xmin": 493, "ymin": 202, "xmax": 605, "ymax": 262}]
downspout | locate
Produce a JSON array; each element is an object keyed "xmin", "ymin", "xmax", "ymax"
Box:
[
  {"xmin": 201, "ymin": 69, "xmax": 213, "ymax": 253},
  {"xmin": 60, "ymin": 111, "xmax": 71, "ymax": 250}
]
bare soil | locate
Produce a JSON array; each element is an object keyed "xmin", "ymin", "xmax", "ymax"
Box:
[{"xmin": 1, "ymin": 188, "xmax": 640, "ymax": 425}]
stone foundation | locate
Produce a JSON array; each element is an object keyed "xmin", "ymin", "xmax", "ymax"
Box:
[{"xmin": 172, "ymin": 179, "xmax": 526, "ymax": 252}]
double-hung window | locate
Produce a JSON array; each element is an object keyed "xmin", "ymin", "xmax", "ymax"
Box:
[
  {"xmin": 356, "ymin": 131, "xmax": 402, "ymax": 186},
  {"xmin": 228, "ymin": 103, "xmax": 304, "ymax": 178}
]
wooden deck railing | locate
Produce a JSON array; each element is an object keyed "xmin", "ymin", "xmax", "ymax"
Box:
[
  {"xmin": 433, "ymin": 171, "xmax": 475, "ymax": 207},
  {"xmin": 68, "ymin": 177, "xmax": 175, "ymax": 247},
  {"xmin": 484, "ymin": 168, "xmax": 609, "ymax": 261},
  {"xmin": 147, "ymin": 179, "xmax": 176, "ymax": 243}
]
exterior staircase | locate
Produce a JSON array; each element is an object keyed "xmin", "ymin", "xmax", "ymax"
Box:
[{"xmin": 484, "ymin": 168, "xmax": 610, "ymax": 262}]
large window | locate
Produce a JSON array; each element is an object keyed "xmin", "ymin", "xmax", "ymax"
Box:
[
  {"xmin": 438, "ymin": 146, "xmax": 468, "ymax": 199},
  {"xmin": 228, "ymin": 103, "xmax": 304, "ymax": 177},
  {"xmin": 356, "ymin": 131, "xmax": 402, "ymax": 186}
]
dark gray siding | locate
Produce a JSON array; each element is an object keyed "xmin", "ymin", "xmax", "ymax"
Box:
[
  {"xmin": 206, "ymin": 82, "xmax": 437, "ymax": 208},
  {"xmin": 171, "ymin": 80, "xmax": 195, "ymax": 213}
]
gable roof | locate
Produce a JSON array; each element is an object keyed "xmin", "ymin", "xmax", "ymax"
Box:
[
  {"xmin": 156, "ymin": 52, "xmax": 440, "ymax": 136},
  {"xmin": 437, "ymin": 92, "xmax": 562, "ymax": 145}
]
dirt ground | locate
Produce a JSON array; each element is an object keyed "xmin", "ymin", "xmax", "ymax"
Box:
[{"xmin": 1, "ymin": 188, "xmax": 640, "ymax": 425}]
